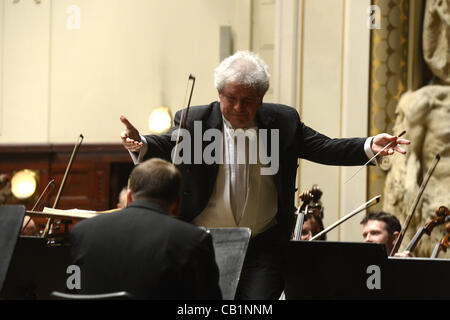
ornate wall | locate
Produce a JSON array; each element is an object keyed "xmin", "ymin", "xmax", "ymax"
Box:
[{"xmin": 368, "ymin": 0, "xmax": 410, "ymax": 203}]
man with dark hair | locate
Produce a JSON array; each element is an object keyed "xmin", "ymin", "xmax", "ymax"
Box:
[
  {"xmin": 361, "ymin": 211, "xmax": 411, "ymax": 257},
  {"xmin": 70, "ymin": 158, "xmax": 222, "ymax": 299}
]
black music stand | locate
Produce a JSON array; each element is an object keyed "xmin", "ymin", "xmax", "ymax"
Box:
[
  {"xmin": 0, "ymin": 236, "xmax": 71, "ymax": 299},
  {"xmin": 284, "ymin": 240, "xmax": 450, "ymax": 300},
  {"xmin": 208, "ymin": 228, "xmax": 251, "ymax": 300},
  {"xmin": 283, "ymin": 240, "xmax": 388, "ymax": 300},
  {"xmin": 0, "ymin": 205, "xmax": 26, "ymax": 295},
  {"xmin": 387, "ymin": 256, "xmax": 450, "ymax": 299}
]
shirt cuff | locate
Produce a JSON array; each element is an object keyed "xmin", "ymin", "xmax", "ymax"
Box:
[
  {"xmin": 128, "ymin": 135, "xmax": 148, "ymax": 165},
  {"xmin": 364, "ymin": 137, "xmax": 379, "ymax": 165}
]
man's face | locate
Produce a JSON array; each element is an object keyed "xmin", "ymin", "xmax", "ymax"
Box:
[
  {"xmin": 362, "ymin": 220, "xmax": 397, "ymax": 253},
  {"xmin": 218, "ymin": 82, "xmax": 263, "ymax": 128}
]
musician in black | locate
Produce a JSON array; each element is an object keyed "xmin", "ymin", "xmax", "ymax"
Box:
[{"xmin": 70, "ymin": 158, "xmax": 222, "ymax": 299}]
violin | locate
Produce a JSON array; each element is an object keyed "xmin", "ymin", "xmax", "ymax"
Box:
[
  {"xmin": 431, "ymin": 215, "xmax": 450, "ymax": 259},
  {"xmin": 405, "ymin": 206, "xmax": 450, "ymax": 253}
]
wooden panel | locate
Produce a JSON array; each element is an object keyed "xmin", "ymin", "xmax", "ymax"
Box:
[
  {"xmin": 0, "ymin": 146, "xmax": 52, "ymax": 209},
  {"xmin": 0, "ymin": 144, "xmax": 133, "ymax": 212}
]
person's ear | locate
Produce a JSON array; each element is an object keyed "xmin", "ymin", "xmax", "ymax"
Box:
[
  {"xmin": 126, "ymin": 189, "xmax": 133, "ymax": 207},
  {"xmin": 391, "ymin": 231, "xmax": 400, "ymax": 245},
  {"xmin": 170, "ymin": 196, "xmax": 182, "ymax": 217}
]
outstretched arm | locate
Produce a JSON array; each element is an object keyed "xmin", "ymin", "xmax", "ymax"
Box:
[{"xmin": 120, "ymin": 115, "xmax": 143, "ymax": 153}]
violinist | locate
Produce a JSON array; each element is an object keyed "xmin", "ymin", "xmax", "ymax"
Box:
[
  {"xmin": 361, "ymin": 211, "xmax": 412, "ymax": 257},
  {"xmin": 119, "ymin": 51, "xmax": 410, "ymax": 300}
]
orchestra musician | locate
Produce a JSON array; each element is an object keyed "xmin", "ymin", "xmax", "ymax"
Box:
[
  {"xmin": 301, "ymin": 213, "xmax": 325, "ymax": 241},
  {"xmin": 119, "ymin": 50, "xmax": 410, "ymax": 299},
  {"xmin": 69, "ymin": 158, "xmax": 222, "ymax": 299},
  {"xmin": 116, "ymin": 186, "xmax": 128, "ymax": 209},
  {"xmin": 361, "ymin": 211, "xmax": 412, "ymax": 257},
  {"xmin": 296, "ymin": 185, "xmax": 326, "ymax": 241}
]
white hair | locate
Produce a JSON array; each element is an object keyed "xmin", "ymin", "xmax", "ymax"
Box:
[{"xmin": 214, "ymin": 51, "xmax": 270, "ymax": 97}]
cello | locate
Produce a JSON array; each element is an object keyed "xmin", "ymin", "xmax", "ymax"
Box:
[{"xmin": 292, "ymin": 185, "xmax": 324, "ymax": 240}]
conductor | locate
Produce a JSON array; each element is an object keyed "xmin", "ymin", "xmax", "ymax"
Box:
[{"xmin": 120, "ymin": 51, "xmax": 410, "ymax": 299}]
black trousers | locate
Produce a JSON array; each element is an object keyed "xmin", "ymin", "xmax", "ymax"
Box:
[{"xmin": 234, "ymin": 225, "xmax": 286, "ymax": 300}]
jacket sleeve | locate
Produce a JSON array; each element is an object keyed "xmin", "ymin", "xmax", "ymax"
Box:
[{"xmin": 297, "ymin": 120, "xmax": 369, "ymax": 166}]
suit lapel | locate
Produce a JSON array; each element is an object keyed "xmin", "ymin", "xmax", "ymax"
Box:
[
  {"xmin": 198, "ymin": 103, "xmax": 222, "ymax": 212},
  {"xmin": 255, "ymin": 104, "xmax": 276, "ymax": 130},
  {"xmin": 205, "ymin": 101, "xmax": 223, "ymax": 130}
]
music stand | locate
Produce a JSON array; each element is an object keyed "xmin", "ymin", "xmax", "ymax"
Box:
[
  {"xmin": 387, "ymin": 256, "xmax": 450, "ymax": 299},
  {"xmin": 0, "ymin": 236, "xmax": 70, "ymax": 299},
  {"xmin": 0, "ymin": 205, "xmax": 26, "ymax": 295},
  {"xmin": 284, "ymin": 240, "xmax": 450, "ymax": 299},
  {"xmin": 208, "ymin": 228, "xmax": 251, "ymax": 300},
  {"xmin": 283, "ymin": 240, "xmax": 388, "ymax": 300}
]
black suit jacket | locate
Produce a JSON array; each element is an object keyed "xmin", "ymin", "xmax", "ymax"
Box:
[
  {"xmin": 69, "ymin": 200, "xmax": 222, "ymax": 299},
  {"xmin": 144, "ymin": 102, "xmax": 368, "ymax": 241}
]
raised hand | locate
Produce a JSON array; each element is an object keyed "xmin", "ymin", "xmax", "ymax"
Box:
[
  {"xmin": 120, "ymin": 115, "xmax": 143, "ymax": 152},
  {"xmin": 371, "ymin": 133, "xmax": 410, "ymax": 156}
]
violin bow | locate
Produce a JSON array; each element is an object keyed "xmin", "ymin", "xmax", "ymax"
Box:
[
  {"xmin": 21, "ymin": 179, "xmax": 55, "ymax": 233},
  {"xmin": 31, "ymin": 179, "xmax": 55, "ymax": 212},
  {"xmin": 390, "ymin": 153, "xmax": 440, "ymax": 256},
  {"xmin": 172, "ymin": 74, "xmax": 196, "ymax": 165},
  {"xmin": 42, "ymin": 134, "xmax": 84, "ymax": 238},
  {"xmin": 344, "ymin": 130, "xmax": 406, "ymax": 185},
  {"xmin": 309, "ymin": 195, "xmax": 381, "ymax": 241}
]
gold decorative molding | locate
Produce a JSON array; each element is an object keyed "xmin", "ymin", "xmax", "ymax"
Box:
[{"xmin": 368, "ymin": 0, "xmax": 409, "ymax": 204}]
